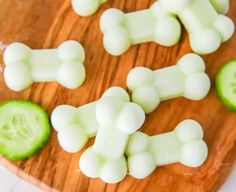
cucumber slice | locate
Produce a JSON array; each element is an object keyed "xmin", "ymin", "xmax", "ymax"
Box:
[
  {"xmin": 216, "ymin": 59, "xmax": 236, "ymax": 111},
  {"xmin": 0, "ymin": 100, "xmax": 50, "ymax": 160}
]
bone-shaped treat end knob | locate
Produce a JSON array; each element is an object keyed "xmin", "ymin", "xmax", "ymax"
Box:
[
  {"xmin": 184, "ymin": 73, "xmax": 211, "ymax": 100},
  {"xmin": 178, "ymin": 54, "xmax": 211, "ymax": 100},
  {"xmin": 96, "ymin": 94, "xmax": 145, "ymax": 133},
  {"xmin": 190, "ymin": 29, "xmax": 221, "ymax": 55},
  {"xmin": 127, "ymin": 67, "xmax": 154, "ymax": 91},
  {"xmin": 96, "ymin": 87, "xmax": 131, "ymax": 126},
  {"xmin": 58, "ymin": 40, "xmax": 85, "ymax": 62},
  {"xmin": 79, "ymin": 147, "xmax": 127, "ymax": 183},
  {"xmin": 175, "ymin": 119, "xmax": 204, "ymax": 142},
  {"xmin": 181, "ymin": 140, "xmax": 208, "ymax": 167},
  {"xmin": 58, "ymin": 61, "xmax": 85, "ymax": 89},
  {"xmin": 79, "ymin": 147, "xmax": 103, "ymax": 178},
  {"xmin": 127, "ymin": 67, "xmax": 160, "ymax": 114},
  {"xmin": 51, "ymin": 105, "xmax": 89, "ymax": 153},
  {"xmin": 177, "ymin": 53, "xmax": 205, "ymax": 74},
  {"xmin": 126, "ymin": 132, "xmax": 150, "ymax": 156},
  {"xmin": 58, "ymin": 40, "xmax": 86, "ymax": 89},
  {"xmin": 51, "ymin": 105, "xmax": 78, "ymax": 132},
  {"xmin": 103, "ymin": 27, "xmax": 131, "ymax": 56},
  {"xmin": 96, "ymin": 97, "xmax": 124, "ymax": 126},
  {"xmin": 190, "ymin": 17, "xmax": 234, "ymax": 55},
  {"xmin": 4, "ymin": 43, "xmax": 33, "ymax": 91},
  {"xmin": 71, "ymin": 0, "xmax": 101, "ymax": 16},
  {"xmin": 100, "ymin": 9, "xmax": 125, "ymax": 33},
  {"xmin": 102, "ymin": 86, "xmax": 130, "ymax": 102},
  {"xmin": 4, "ymin": 63, "xmax": 33, "ymax": 91},
  {"xmin": 58, "ymin": 124, "xmax": 88, "ymax": 153},
  {"xmin": 154, "ymin": 17, "xmax": 181, "ymax": 46},
  {"xmin": 126, "ymin": 132, "xmax": 156, "ymax": 179},
  {"xmin": 4, "ymin": 43, "xmax": 31, "ymax": 65},
  {"xmin": 117, "ymin": 103, "xmax": 145, "ymax": 134},
  {"xmin": 131, "ymin": 85, "xmax": 160, "ymax": 114},
  {"xmin": 100, "ymin": 9, "xmax": 131, "ymax": 56},
  {"xmin": 151, "ymin": 2, "xmax": 181, "ymax": 46},
  {"xmin": 175, "ymin": 120, "xmax": 208, "ymax": 167},
  {"xmin": 100, "ymin": 156, "xmax": 127, "ymax": 183},
  {"xmin": 214, "ymin": 15, "xmax": 235, "ymax": 42},
  {"xmin": 128, "ymin": 152, "xmax": 156, "ymax": 179}
]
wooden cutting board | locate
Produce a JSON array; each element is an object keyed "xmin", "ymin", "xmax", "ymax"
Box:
[{"xmin": 0, "ymin": 0, "xmax": 236, "ymax": 191}]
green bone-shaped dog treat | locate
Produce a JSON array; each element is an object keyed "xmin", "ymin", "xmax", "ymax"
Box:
[
  {"xmin": 160, "ymin": 0, "xmax": 234, "ymax": 54},
  {"xmin": 71, "ymin": 0, "xmax": 229, "ymax": 16},
  {"xmin": 79, "ymin": 87, "xmax": 145, "ymax": 184},
  {"xmin": 100, "ymin": 1, "xmax": 181, "ymax": 56},
  {"xmin": 126, "ymin": 119, "xmax": 208, "ymax": 179}
]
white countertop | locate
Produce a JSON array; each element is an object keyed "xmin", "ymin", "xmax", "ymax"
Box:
[
  {"xmin": 0, "ymin": 164, "xmax": 235, "ymax": 192},
  {"xmin": 0, "ymin": 165, "xmax": 39, "ymax": 192}
]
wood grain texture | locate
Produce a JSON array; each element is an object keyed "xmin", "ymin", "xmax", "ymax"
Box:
[{"xmin": 0, "ymin": 0, "xmax": 236, "ymax": 191}]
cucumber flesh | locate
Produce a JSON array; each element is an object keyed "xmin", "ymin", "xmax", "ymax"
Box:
[
  {"xmin": 0, "ymin": 100, "xmax": 50, "ymax": 160},
  {"xmin": 216, "ymin": 59, "xmax": 236, "ymax": 111}
]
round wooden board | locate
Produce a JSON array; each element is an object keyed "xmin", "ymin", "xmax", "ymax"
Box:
[{"xmin": 0, "ymin": 0, "xmax": 236, "ymax": 192}]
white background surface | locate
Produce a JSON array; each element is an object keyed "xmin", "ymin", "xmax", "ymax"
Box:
[
  {"xmin": 0, "ymin": 165, "xmax": 39, "ymax": 192},
  {"xmin": 0, "ymin": 164, "xmax": 235, "ymax": 192}
]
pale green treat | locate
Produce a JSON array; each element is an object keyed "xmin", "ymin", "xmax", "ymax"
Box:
[
  {"xmin": 51, "ymin": 87, "xmax": 129, "ymax": 153},
  {"xmin": 79, "ymin": 87, "xmax": 145, "ymax": 184},
  {"xmin": 0, "ymin": 100, "xmax": 50, "ymax": 160},
  {"xmin": 160, "ymin": 0, "xmax": 234, "ymax": 54},
  {"xmin": 126, "ymin": 119, "xmax": 208, "ymax": 179},
  {"xmin": 216, "ymin": 59, "xmax": 236, "ymax": 111},
  {"xmin": 210, "ymin": 0, "xmax": 229, "ymax": 14},
  {"xmin": 71, "ymin": 0, "xmax": 228, "ymax": 16},
  {"xmin": 71, "ymin": 0, "xmax": 108, "ymax": 16},
  {"xmin": 127, "ymin": 53, "xmax": 211, "ymax": 114},
  {"xmin": 4, "ymin": 40, "xmax": 85, "ymax": 91},
  {"xmin": 100, "ymin": 1, "xmax": 181, "ymax": 56},
  {"xmin": 51, "ymin": 103, "xmax": 97, "ymax": 153}
]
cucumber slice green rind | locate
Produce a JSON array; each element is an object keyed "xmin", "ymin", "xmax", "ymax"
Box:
[
  {"xmin": 216, "ymin": 59, "xmax": 236, "ymax": 111},
  {"xmin": 0, "ymin": 100, "xmax": 50, "ymax": 160}
]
